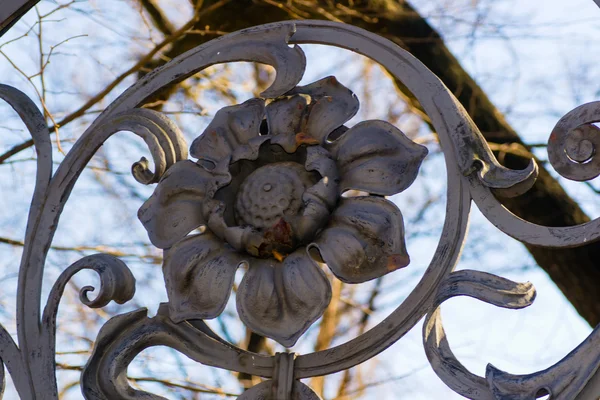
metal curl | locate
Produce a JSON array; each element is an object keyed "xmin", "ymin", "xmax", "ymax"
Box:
[
  {"xmin": 43, "ymin": 254, "xmax": 135, "ymax": 328},
  {"xmin": 77, "ymin": 259, "xmax": 136, "ymax": 309},
  {"xmin": 471, "ymin": 102, "xmax": 600, "ymax": 249},
  {"xmin": 34, "ymin": 254, "xmax": 135, "ymax": 400},
  {"xmin": 89, "ymin": 23, "xmax": 306, "ymax": 125},
  {"xmin": 81, "ymin": 305, "xmax": 273, "ymax": 400},
  {"xmin": 548, "ymin": 101, "xmax": 600, "ymax": 181},
  {"xmin": 108, "ymin": 108, "xmax": 188, "ymax": 184},
  {"xmin": 425, "ymin": 270, "xmax": 600, "ymax": 399},
  {"xmin": 0, "ymin": 85, "xmax": 55, "ymax": 399},
  {"xmin": 423, "ymin": 270, "xmax": 537, "ymax": 400},
  {"xmin": 0, "ymin": 102, "xmax": 187, "ymax": 398},
  {"xmin": 486, "ymin": 326, "xmax": 600, "ymax": 400}
]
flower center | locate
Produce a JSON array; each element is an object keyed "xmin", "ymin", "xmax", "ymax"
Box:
[{"xmin": 234, "ymin": 162, "xmax": 314, "ymax": 230}]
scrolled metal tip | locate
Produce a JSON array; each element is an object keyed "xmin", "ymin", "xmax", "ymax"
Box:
[
  {"xmin": 132, "ymin": 156, "xmax": 158, "ymax": 185},
  {"xmin": 79, "ymin": 285, "xmax": 97, "ymax": 307},
  {"xmin": 491, "ymin": 158, "xmax": 539, "ymax": 198}
]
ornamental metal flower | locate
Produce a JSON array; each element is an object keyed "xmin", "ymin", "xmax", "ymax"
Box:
[{"xmin": 138, "ymin": 77, "xmax": 428, "ymax": 347}]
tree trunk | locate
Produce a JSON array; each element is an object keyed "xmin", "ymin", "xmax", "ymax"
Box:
[{"xmin": 146, "ymin": 0, "xmax": 600, "ymax": 326}]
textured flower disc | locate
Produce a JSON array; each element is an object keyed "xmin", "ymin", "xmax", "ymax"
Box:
[{"xmin": 235, "ymin": 162, "xmax": 315, "ymax": 229}]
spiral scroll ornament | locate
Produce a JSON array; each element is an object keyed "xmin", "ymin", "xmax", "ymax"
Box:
[{"xmin": 548, "ymin": 102, "xmax": 600, "ymax": 182}]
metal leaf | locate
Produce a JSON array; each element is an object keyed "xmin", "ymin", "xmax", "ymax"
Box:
[
  {"xmin": 290, "ymin": 76, "xmax": 359, "ymax": 144},
  {"xmin": 331, "ymin": 120, "xmax": 428, "ymax": 195},
  {"xmin": 163, "ymin": 233, "xmax": 244, "ymax": 322},
  {"xmin": 190, "ymin": 98, "xmax": 265, "ymax": 166},
  {"xmin": 236, "ymin": 249, "xmax": 332, "ymax": 347},
  {"xmin": 138, "ymin": 160, "xmax": 230, "ymax": 249},
  {"xmin": 267, "ymin": 95, "xmax": 310, "ymax": 152},
  {"xmin": 311, "ymin": 196, "xmax": 409, "ymax": 284}
]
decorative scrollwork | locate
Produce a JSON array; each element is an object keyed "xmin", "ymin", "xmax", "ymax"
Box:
[
  {"xmin": 0, "ymin": 79, "xmax": 187, "ymax": 397},
  {"xmin": 45, "ymin": 254, "xmax": 135, "ymax": 316},
  {"xmin": 486, "ymin": 326, "xmax": 600, "ymax": 400},
  {"xmin": 39, "ymin": 254, "xmax": 136, "ymax": 398},
  {"xmin": 82, "ymin": 305, "xmax": 273, "ymax": 399},
  {"xmin": 0, "ymin": 16, "xmax": 598, "ymax": 400},
  {"xmin": 139, "ymin": 75, "xmax": 426, "ymax": 347},
  {"xmin": 423, "ymin": 270, "xmax": 537, "ymax": 399},
  {"xmin": 548, "ymin": 102, "xmax": 600, "ymax": 182},
  {"xmin": 470, "ymin": 102, "xmax": 600, "ymax": 249},
  {"xmin": 126, "ymin": 108, "xmax": 189, "ymax": 184}
]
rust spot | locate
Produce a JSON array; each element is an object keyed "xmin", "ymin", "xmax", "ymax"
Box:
[
  {"xmin": 272, "ymin": 250, "xmax": 286, "ymax": 262},
  {"xmin": 295, "ymin": 132, "xmax": 319, "ymax": 146},
  {"xmin": 297, "ymin": 103, "xmax": 304, "ymax": 110},
  {"xmin": 255, "ymin": 218, "xmax": 296, "ymax": 260},
  {"xmin": 265, "ymin": 218, "xmax": 293, "ymax": 246},
  {"xmin": 387, "ymin": 253, "xmax": 410, "ymax": 271},
  {"xmin": 328, "ymin": 76, "xmax": 337, "ymax": 84}
]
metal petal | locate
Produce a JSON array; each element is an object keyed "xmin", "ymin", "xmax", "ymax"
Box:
[
  {"xmin": 304, "ymin": 146, "xmax": 340, "ymax": 208},
  {"xmin": 286, "ymin": 146, "xmax": 341, "ymax": 242},
  {"xmin": 305, "ymin": 145, "xmax": 339, "ymax": 180},
  {"xmin": 236, "ymin": 249, "xmax": 332, "ymax": 347},
  {"xmin": 190, "ymin": 98, "xmax": 265, "ymax": 165},
  {"xmin": 267, "ymin": 94, "xmax": 326, "ymax": 153},
  {"xmin": 164, "ymin": 233, "xmax": 244, "ymax": 322},
  {"xmin": 289, "ymin": 198, "xmax": 330, "ymax": 244},
  {"xmin": 138, "ymin": 160, "xmax": 230, "ymax": 249},
  {"xmin": 312, "ymin": 196, "xmax": 409, "ymax": 284},
  {"xmin": 231, "ymin": 135, "xmax": 272, "ymax": 164},
  {"xmin": 266, "ymin": 95, "xmax": 310, "ymax": 139},
  {"xmin": 290, "ymin": 76, "xmax": 359, "ymax": 144},
  {"xmin": 331, "ymin": 120, "xmax": 428, "ymax": 195}
]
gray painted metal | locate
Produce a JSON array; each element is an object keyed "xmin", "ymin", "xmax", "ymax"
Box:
[
  {"xmin": 0, "ymin": 12, "xmax": 598, "ymax": 400},
  {"xmin": 0, "ymin": 0, "xmax": 38, "ymax": 37}
]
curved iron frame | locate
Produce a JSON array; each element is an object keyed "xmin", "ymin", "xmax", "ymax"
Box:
[{"xmin": 0, "ymin": 7, "xmax": 598, "ymax": 400}]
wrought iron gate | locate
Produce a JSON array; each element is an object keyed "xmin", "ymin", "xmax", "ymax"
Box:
[{"xmin": 0, "ymin": 2, "xmax": 599, "ymax": 399}]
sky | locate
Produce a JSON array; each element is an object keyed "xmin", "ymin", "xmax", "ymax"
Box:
[{"xmin": 0, "ymin": 0, "xmax": 599, "ymax": 399}]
